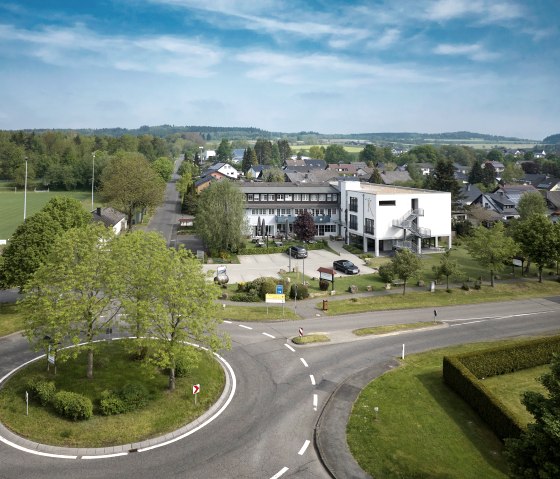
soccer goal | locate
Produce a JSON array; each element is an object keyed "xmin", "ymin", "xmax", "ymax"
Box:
[{"xmin": 0, "ymin": 186, "xmax": 17, "ymax": 192}]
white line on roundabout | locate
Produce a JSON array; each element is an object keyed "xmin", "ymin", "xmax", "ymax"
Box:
[
  {"xmin": 0, "ymin": 338, "xmax": 237, "ymax": 460},
  {"xmin": 313, "ymin": 394, "xmax": 318, "ymax": 411},
  {"xmin": 270, "ymin": 466, "xmax": 289, "ymax": 478},
  {"xmin": 300, "ymin": 358, "xmax": 308, "ymax": 368},
  {"xmin": 309, "ymin": 374, "xmax": 315, "ymax": 385},
  {"xmin": 238, "ymin": 324, "xmax": 253, "ymax": 330},
  {"xmin": 262, "ymin": 332, "xmax": 275, "ymax": 339},
  {"xmin": 298, "ymin": 440, "xmax": 310, "ymax": 455},
  {"xmin": 284, "ymin": 344, "xmax": 295, "ymax": 352}
]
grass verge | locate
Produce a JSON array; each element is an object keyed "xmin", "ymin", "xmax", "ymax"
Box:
[
  {"xmin": 292, "ymin": 334, "xmax": 330, "ymax": 345},
  {"xmin": 0, "ymin": 303, "xmax": 24, "ymax": 337},
  {"xmin": 347, "ymin": 341, "xmax": 526, "ymax": 479},
  {"xmin": 216, "ymin": 305, "xmax": 300, "ymax": 321},
  {"xmin": 0, "ymin": 340, "xmax": 225, "ymax": 447},
  {"xmin": 353, "ymin": 321, "xmax": 442, "ymax": 336},
  {"xmin": 321, "ymin": 280, "xmax": 560, "ymax": 316}
]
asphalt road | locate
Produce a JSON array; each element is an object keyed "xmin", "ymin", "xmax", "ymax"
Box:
[{"xmin": 1, "ymin": 298, "xmax": 559, "ymax": 479}]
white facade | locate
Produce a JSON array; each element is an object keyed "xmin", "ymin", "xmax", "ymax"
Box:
[{"xmin": 338, "ymin": 181, "xmax": 452, "ymax": 256}]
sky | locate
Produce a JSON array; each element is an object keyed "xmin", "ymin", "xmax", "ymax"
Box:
[{"xmin": 0, "ymin": 0, "xmax": 558, "ymax": 139}]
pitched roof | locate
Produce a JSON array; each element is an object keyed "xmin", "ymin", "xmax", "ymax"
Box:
[
  {"xmin": 91, "ymin": 207, "xmax": 126, "ymax": 227},
  {"xmin": 380, "ymin": 170, "xmax": 412, "ymax": 185}
]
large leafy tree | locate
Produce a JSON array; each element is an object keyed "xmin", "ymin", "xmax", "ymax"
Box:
[
  {"xmin": 0, "ymin": 197, "xmax": 90, "ymax": 289},
  {"xmin": 151, "ymin": 156, "xmax": 174, "ymax": 182},
  {"xmin": 512, "ymin": 215, "xmax": 560, "ymax": 282},
  {"xmin": 433, "ymin": 250, "xmax": 460, "ymax": 290},
  {"xmin": 135, "ymin": 247, "xmax": 227, "ymax": 391},
  {"xmin": 391, "ymin": 249, "xmax": 422, "ymax": 295},
  {"xmin": 262, "ymin": 167, "xmax": 285, "ymax": 182},
  {"xmin": 21, "ymin": 223, "xmax": 119, "ymax": 379},
  {"xmin": 100, "ymin": 151, "xmax": 165, "ymax": 231},
  {"xmin": 425, "ymin": 159, "xmax": 462, "ymax": 201},
  {"xmin": 468, "ymin": 160, "xmax": 484, "ymax": 184},
  {"xmin": 324, "ymin": 144, "xmax": 351, "ymax": 164},
  {"xmin": 293, "ymin": 211, "xmax": 316, "ymax": 242},
  {"xmin": 216, "ymin": 139, "xmax": 233, "ymax": 164},
  {"xmin": 505, "ymin": 354, "xmax": 560, "ymax": 478},
  {"xmin": 466, "ymin": 222, "xmax": 517, "ymax": 286},
  {"xmin": 517, "ymin": 191, "xmax": 547, "ymax": 220},
  {"xmin": 308, "ymin": 145, "xmax": 325, "ymax": 160},
  {"xmin": 195, "ymin": 180, "xmax": 247, "ymax": 255}
]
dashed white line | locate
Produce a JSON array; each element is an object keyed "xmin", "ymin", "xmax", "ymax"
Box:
[
  {"xmin": 270, "ymin": 466, "xmax": 289, "ymax": 479},
  {"xmin": 262, "ymin": 332, "xmax": 276, "ymax": 339},
  {"xmin": 238, "ymin": 324, "xmax": 253, "ymax": 330},
  {"xmin": 300, "ymin": 358, "xmax": 309, "ymax": 368},
  {"xmin": 82, "ymin": 452, "xmax": 128, "ymax": 459},
  {"xmin": 223, "ymin": 320, "xmax": 232, "ymax": 324},
  {"xmin": 309, "ymin": 374, "xmax": 316, "ymax": 385},
  {"xmin": 313, "ymin": 394, "xmax": 318, "ymax": 411},
  {"xmin": 284, "ymin": 344, "xmax": 295, "ymax": 352},
  {"xmin": 298, "ymin": 440, "xmax": 310, "ymax": 455},
  {"xmin": 449, "ymin": 320, "xmax": 488, "ymax": 327}
]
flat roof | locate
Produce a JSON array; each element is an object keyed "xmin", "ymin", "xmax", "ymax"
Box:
[{"xmin": 346, "ymin": 182, "xmax": 446, "ymax": 195}]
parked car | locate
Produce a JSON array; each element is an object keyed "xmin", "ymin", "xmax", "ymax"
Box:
[
  {"xmin": 333, "ymin": 259, "xmax": 360, "ymax": 274},
  {"xmin": 286, "ymin": 245, "xmax": 308, "ymax": 258}
]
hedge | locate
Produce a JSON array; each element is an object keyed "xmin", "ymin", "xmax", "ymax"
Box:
[
  {"xmin": 26, "ymin": 377, "xmax": 56, "ymax": 406},
  {"xmin": 53, "ymin": 391, "xmax": 93, "ymax": 421},
  {"xmin": 442, "ymin": 335, "xmax": 560, "ymax": 441},
  {"xmin": 244, "ymin": 240, "xmax": 327, "ymax": 256}
]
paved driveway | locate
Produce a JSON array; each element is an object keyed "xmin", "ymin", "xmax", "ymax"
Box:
[{"xmin": 202, "ymin": 248, "xmax": 377, "ymax": 283}]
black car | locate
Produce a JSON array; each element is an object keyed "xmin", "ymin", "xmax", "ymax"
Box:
[
  {"xmin": 333, "ymin": 259, "xmax": 360, "ymax": 274},
  {"xmin": 286, "ymin": 245, "xmax": 308, "ymax": 258}
]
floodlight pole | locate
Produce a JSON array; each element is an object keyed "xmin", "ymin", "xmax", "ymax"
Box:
[
  {"xmin": 23, "ymin": 157, "xmax": 28, "ymax": 221},
  {"xmin": 91, "ymin": 152, "xmax": 95, "ymax": 211}
]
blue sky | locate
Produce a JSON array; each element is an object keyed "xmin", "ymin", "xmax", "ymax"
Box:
[{"xmin": 0, "ymin": 0, "xmax": 558, "ymax": 139}]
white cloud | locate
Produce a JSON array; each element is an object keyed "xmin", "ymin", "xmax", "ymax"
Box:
[
  {"xmin": 425, "ymin": 0, "xmax": 523, "ymax": 23},
  {"xmin": 434, "ymin": 42, "xmax": 498, "ymax": 61}
]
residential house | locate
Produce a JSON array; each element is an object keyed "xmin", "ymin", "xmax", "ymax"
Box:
[
  {"xmin": 520, "ymin": 174, "xmax": 560, "ymax": 192},
  {"xmin": 493, "ymin": 184, "xmax": 538, "ymax": 206},
  {"xmin": 417, "ymin": 163, "xmax": 434, "ymax": 176},
  {"xmin": 379, "ymin": 170, "xmax": 412, "ymax": 185},
  {"xmin": 284, "ymin": 170, "xmax": 341, "ymax": 184},
  {"xmin": 534, "ymin": 150, "xmax": 547, "ymax": 159},
  {"xmin": 484, "ymin": 161, "xmax": 505, "ymax": 176},
  {"xmin": 91, "ymin": 207, "xmax": 127, "ymax": 235},
  {"xmin": 201, "ymin": 162, "xmax": 240, "ymax": 180},
  {"xmin": 284, "ymin": 158, "xmax": 327, "ymax": 171},
  {"xmin": 232, "ymin": 149, "xmax": 245, "ymax": 164},
  {"xmin": 204, "ymin": 150, "xmax": 216, "ymax": 161},
  {"xmin": 337, "ymin": 180, "xmax": 452, "ymax": 256},
  {"xmin": 247, "ymin": 164, "xmax": 273, "ymax": 179},
  {"xmin": 472, "ymin": 193, "xmax": 519, "ymax": 220}
]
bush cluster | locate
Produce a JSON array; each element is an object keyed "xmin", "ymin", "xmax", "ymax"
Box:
[
  {"xmin": 378, "ymin": 263, "xmax": 395, "ymax": 284},
  {"xmin": 53, "ymin": 391, "xmax": 93, "ymax": 421},
  {"xmin": 319, "ymin": 279, "xmax": 330, "ymax": 291},
  {"xmin": 26, "ymin": 376, "xmax": 56, "ymax": 406},
  {"xmin": 442, "ymin": 335, "xmax": 560, "ymax": 440},
  {"xmin": 99, "ymin": 382, "xmax": 150, "ymax": 416},
  {"xmin": 233, "ymin": 277, "xmax": 290, "ymax": 301},
  {"xmin": 289, "ymin": 283, "xmax": 309, "ymax": 300}
]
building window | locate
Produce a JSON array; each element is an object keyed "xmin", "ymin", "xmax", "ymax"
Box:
[
  {"xmin": 252, "ymin": 209, "xmax": 257, "ymax": 215},
  {"xmin": 285, "ymin": 194, "xmax": 292, "ymax": 201},
  {"xmin": 365, "ymin": 218, "xmax": 374, "ymax": 234},
  {"xmin": 319, "ymin": 194, "xmax": 326, "ymax": 201},
  {"xmin": 254, "ymin": 194, "xmax": 260, "ymax": 202},
  {"xmin": 379, "ymin": 200, "xmax": 396, "ymax": 206},
  {"xmin": 268, "ymin": 209, "xmax": 274, "ymax": 214},
  {"xmin": 262, "ymin": 194, "xmax": 268, "ymax": 201},
  {"xmin": 349, "ymin": 214, "xmax": 358, "ymax": 230},
  {"xmin": 294, "ymin": 194, "xmax": 301, "ymax": 201},
  {"xmin": 276, "ymin": 194, "xmax": 284, "ymax": 201},
  {"xmin": 247, "ymin": 194, "xmax": 254, "ymax": 201},
  {"xmin": 302, "ymin": 194, "xmax": 309, "ymax": 201},
  {"xmin": 349, "ymin": 197, "xmax": 358, "ymax": 212},
  {"xmin": 310, "ymin": 194, "xmax": 318, "ymax": 201}
]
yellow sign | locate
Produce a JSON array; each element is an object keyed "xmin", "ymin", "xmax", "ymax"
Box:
[{"xmin": 265, "ymin": 293, "xmax": 286, "ymax": 304}]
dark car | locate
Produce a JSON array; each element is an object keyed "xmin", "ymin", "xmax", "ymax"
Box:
[
  {"xmin": 333, "ymin": 259, "xmax": 360, "ymax": 274},
  {"xmin": 286, "ymin": 245, "xmax": 308, "ymax": 258}
]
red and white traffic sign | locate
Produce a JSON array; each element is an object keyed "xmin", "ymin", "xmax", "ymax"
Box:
[
  {"xmin": 299, "ymin": 327, "xmax": 304, "ymax": 337},
  {"xmin": 192, "ymin": 384, "xmax": 200, "ymax": 395}
]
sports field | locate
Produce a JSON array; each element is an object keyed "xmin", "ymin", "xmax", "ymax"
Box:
[{"xmin": 0, "ymin": 191, "xmax": 94, "ymax": 240}]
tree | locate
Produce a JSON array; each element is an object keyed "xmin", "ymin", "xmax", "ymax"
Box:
[
  {"xmin": 466, "ymin": 222, "xmax": 517, "ymax": 286},
  {"xmin": 277, "ymin": 139, "xmax": 292, "ymax": 164},
  {"xmin": 293, "ymin": 211, "xmax": 315, "ymax": 242},
  {"xmin": 254, "ymin": 139, "xmax": 273, "ymax": 165},
  {"xmin": 517, "ymin": 191, "xmax": 547, "ymax": 220},
  {"xmin": 136, "ymin": 247, "xmax": 227, "ymax": 391},
  {"xmin": 501, "ymin": 162, "xmax": 524, "ymax": 183},
  {"xmin": 151, "ymin": 157, "xmax": 174, "ymax": 182},
  {"xmin": 433, "ymin": 250, "xmax": 459, "ymax": 290},
  {"xmin": 425, "ymin": 159, "xmax": 462, "ymax": 202},
  {"xmin": 21, "ymin": 223, "xmax": 119, "ymax": 379},
  {"xmin": 359, "ymin": 144, "xmax": 378, "ymax": 164},
  {"xmin": 468, "ymin": 161, "xmax": 484, "ymax": 184},
  {"xmin": 482, "ymin": 162, "xmax": 496, "ymax": 187},
  {"xmin": 391, "ymin": 249, "xmax": 422, "ymax": 295},
  {"xmin": 486, "ymin": 149, "xmax": 504, "ymax": 163},
  {"xmin": 512, "ymin": 215, "xmax": 560, "ymax": 282},
  {"xmin": 262, "ymin": 167, "xmax": 285, "ymax": 182},
  {"xmin": 309, "ymin": 145, "xmax": 325, "ymax": 160},
  {"xmin": 324, "ymin": 144, "xmax": 351, "ymax": 164},
  {"xmin": 216, "ymin": 139, "xmax": 233, "ymax": 164},
  {"xmin": 505, "ymin": 354, "xmax": 560, "ymax": 478},
  {"xmin": 0, "ymin": 197, "xmax": 90, "ymax": 289},
  {"xmin": 368, "ymin": 168, "xmax": 383, "ymax": 184},
  {"xmin": 100, "ymin": 152, "xmax": 165, "ymax": 231},
  {"xmin": 195, "ymin": 180, "xmax": 247, "ymax": 255}
]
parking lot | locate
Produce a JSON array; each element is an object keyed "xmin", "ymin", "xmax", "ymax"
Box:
[{"xmin": 201, "ymin": 242, "xmax": 378, "ymax": 283}]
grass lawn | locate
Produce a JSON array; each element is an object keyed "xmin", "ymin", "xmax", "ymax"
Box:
[
  {"xmin": 353, "ymin": 321, "xmax": 442, "ymax": 336},
  {"xmin": 482, "ymin": 365, "xmax": 549, "ymax": 426},
  {"xmin": 0, "ymin": 339, "xmax": 225, "ymax": 447},
  {"xmin": 0, "ymin": 190, "xmax": 94, "ymax": 239},
  {"xmin": 0, "ymin": 303, "xmax": 24, "ymax": 337},
  {"xmin": 321, "ymin": 279, "xmax": 560, "ymax": 316},
  {"xmin": 216, "ymin": 305, "xmax": 300, "ymax": 321},
  {"xmin": 292, "ymin": 333, "xmax": 330, "ymax": 344},
  {"xmin": 347, "ymin": 341, "xmax": 525, "ymax": 479}
]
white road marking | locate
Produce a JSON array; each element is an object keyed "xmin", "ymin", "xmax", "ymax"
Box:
[
  {"xmin": 443, "ymin": 310, "xmax": 554, "ymax": 323},
  {"xmin": 82, "ymin": 452, "xmax": 128, "ymax": 459},
  {"xmin": 284, "ymin": 344, "xmax": 295, "ymax": 352},
  {"xmin": 262, "ymin": 332, "xmax": 276, "ymax": 339},
  {"xmin": 238, "ymin": 324, "xmax": 253, "ymax": 330},
  {"xmin": 0, "ymin": 435, "xmax": 77, "ymax": 459},
  {"xmin": 298, "ymin": 440, "xmax": 310, "ymax": 455},
  {"xmin": 300, "ymin": 358, "xmax": 309, "ymax": 367},
  {"xmin": 449, "ymin": 320, "xmax": 488, "ymax": 327},
  {"xmin": 270, "ymin": 466, "xmax": 289, "ymax": 479},
  {"xmin": 223, "ymin": 320, "xmax": 232, "ymax": 324},
  {"xmin": 313, "ymin": 394, "xmax": 318, "ymax": 411},
  {"xmin": 310, "ymin": 374, "xmax": 316, "ymax": 385}
]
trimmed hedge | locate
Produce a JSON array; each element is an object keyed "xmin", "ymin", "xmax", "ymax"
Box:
[
  {"xmin": 53, "ymin": 391, "xmax": 93, "ymax": 421},
  {"xmin": 26, "ymin": 377, "xmax": 56, "ymax": 406},
  {"xmin": 442, "ymin": 336, "xmax": 560, "ymax": 441},
  {"xmin": 244, "ymin": 240, "xmax": 327, "ymax": 255}
]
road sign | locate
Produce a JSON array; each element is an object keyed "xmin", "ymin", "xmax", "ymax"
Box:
[
  {"xmin": 265, "ymin": 293, "xmax": 285, "ymax": 304},
  {"xmin": 299, "ymin": 327, "xmax": 304, "ymax": 337},
  {"xmin": 276, "ymin": 284, "xmax": 283, "ymax": 294},
  {"xmin": 193, "ymin": 384, "xmax": 200, "ymax": 395}
]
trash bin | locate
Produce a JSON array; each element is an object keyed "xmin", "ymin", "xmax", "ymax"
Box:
[{"xmin": 322, "ymin": 299, "xmax": 328, "ymax": 311}]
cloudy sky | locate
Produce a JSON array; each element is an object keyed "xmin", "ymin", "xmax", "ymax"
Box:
[{"xmin": 0, "ymin": 0, "xmax": 558, "ymax": 139}]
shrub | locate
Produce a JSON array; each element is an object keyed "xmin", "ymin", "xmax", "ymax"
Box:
[
  {"xmin": 174, "ymin": 353, "xmax": 194, "ymax": 378},
  {"xmin": 231, "ymin": 292, "xmax": 261, "ymax": 302},
  {"xmin": 119, "ymin": 382, "xmax": 149, "ymax": 411},
  {"xmin": 319, "ymin": 279, "xmax": 330, "ymax": 291},
  {"xmin": 289, "ymin": 283, "xmax": 309, "ymax": 300},
  {"xmin": 99, "ymin": 394, "xmax": 126, "ymax": 416},
  {"xmin": 461, "ymin": 283, "xmax": 470, "ymax": 291},
  {"xmin": 378, "ymin": 263, "xmax": 395, "ymax": 284},
  {"xmin": 53, "ymin": 391, "xmax": 93, "ymax": 421},
  {"xmin": 27, "ymin": 377, "xmax": 56, "ymax": 406}
]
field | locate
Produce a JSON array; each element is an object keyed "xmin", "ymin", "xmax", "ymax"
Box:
[{"xmin": 0, "ymin": 190, "xmax": 94, "ymax": 240}]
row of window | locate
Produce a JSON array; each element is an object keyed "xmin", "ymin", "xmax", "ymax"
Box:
[
  {"xmin": 349, "ymin": 217, "xmax": 375, "ymax": 233},
  {"xmin": 249, "ymin": 208, "xmax": 337, "ymax": 216},
  {"xmin": 246, "ymin": 193, "xmax": 338, "ymax": 202},
  {"xmin": 349, "ymin": 196, "xmax": 396, "ymax": 212}
]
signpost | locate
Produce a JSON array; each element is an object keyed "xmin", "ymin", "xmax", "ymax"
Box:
[
  {"xmin": 193, "ymin": 384, "xmax": 200, "ymax": 405},
  {"xmin": 299, "ymin": 327, "xmax": 304, "ymax": 337},
  {"xmin": 265, "ymin": 293, "xmax": 286, "ymax": 317}
]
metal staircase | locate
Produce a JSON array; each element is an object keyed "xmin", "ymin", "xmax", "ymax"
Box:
[{"xmin": 392, "ymin": 209, "xmax": 431, "ymax": 252}]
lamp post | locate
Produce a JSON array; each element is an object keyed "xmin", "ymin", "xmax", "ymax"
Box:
[
  {"xmin": 91, "ymin": 152, "xmax": 95, "ymax": 212},
  {"xmin": 23, "ymin": 156, "xmax": 28, "ymax": 221}
]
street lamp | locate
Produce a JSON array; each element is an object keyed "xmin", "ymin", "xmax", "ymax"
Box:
[
  {"xmin": 91, "ymin": 152, "xmax": 96, "ymax": 212},
  {"xmin": 23, "ymin": 156, "xmax": 28, "ymax": 221}
]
